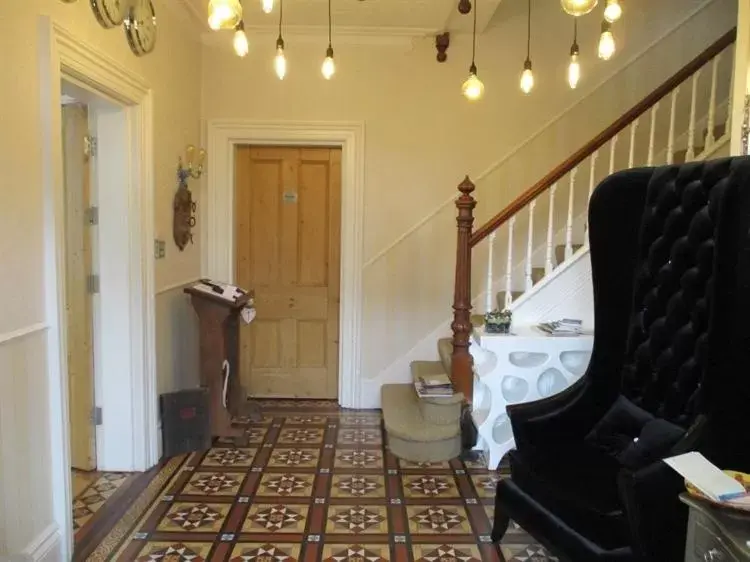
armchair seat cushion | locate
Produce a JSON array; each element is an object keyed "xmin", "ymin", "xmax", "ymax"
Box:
[{"xmin": 507, "ymin": 442, "xmax": 630, "ymax": 550}]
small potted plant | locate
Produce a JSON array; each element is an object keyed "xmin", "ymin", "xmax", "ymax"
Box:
[{"xmin": 485, "ymin": 308, "xmax": 513, "ymax": 334}]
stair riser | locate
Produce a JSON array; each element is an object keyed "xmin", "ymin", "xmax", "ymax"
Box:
[
  {"xmin": 387, "ymin": 433, "xmax": 461, "ymax": 464},
  {"xmin": 418, "ymin": 399, "xmax": 462, "ymax": 426}
]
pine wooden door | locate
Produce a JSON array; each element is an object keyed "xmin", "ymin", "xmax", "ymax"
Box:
[
  {"xmin": 62, "ymin": 104, "xmax": 97, "ymax": 470},
  {"xmin": 235, "ymin": 146, "xmax": 341, "ymax": 398}
]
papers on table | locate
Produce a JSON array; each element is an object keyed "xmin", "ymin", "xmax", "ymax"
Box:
[{"xmin": 664, "ymin": 451, "xmax": 749, "ymax": 505}]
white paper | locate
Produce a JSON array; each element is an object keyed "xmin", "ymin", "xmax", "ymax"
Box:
[{"xmin": 664, "ymin": 451, "xmax": 746, "ymax": 501}]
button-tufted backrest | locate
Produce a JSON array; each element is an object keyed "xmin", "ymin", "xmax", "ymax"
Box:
[{"xmin": 621, "ymin": 159, "xmax": 733, "ymax": 427}]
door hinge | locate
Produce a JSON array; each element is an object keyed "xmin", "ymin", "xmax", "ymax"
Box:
[
  {"xmin": 85, "ymin": 205, "xmax": 99, "ymax": 226},
  {"xmin": 92, "ymin": 406, "xmax": 103, "ymax": 426},
  {"xmin": 84, "ymin": 134, "xmax": 98, "ymax": 158},
  {"xmin": 86, "ymin": 274, "xmax": 100, "ymax": 294}
]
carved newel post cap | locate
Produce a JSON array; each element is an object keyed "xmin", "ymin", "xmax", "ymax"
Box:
[{"xmin": 458, "ymin": 176, "xmax": 476, "ymax": 195}]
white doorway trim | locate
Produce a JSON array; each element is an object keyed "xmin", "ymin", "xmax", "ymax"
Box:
[
  {"xmin": 204, "ymin": 120, "xmax": 365, "ymax": 408},
  {"xmin": 38, "ymin": 18, "xmax": 158, "ymax": 561}
]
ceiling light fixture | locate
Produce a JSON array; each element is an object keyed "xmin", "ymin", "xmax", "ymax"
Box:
[
  {"xmin": 520, "ymin": 0, "xmax": 534, "ymax": 94},
  {"xmin": 461, "ymin": 0, "xmax": 484, "ymax": 100},
  {"xmin": 262, "ymin": 0, "xmax": 274, "ymax": 13},
  {"xmin": 560, "ymin": 0, "xmax": 598, "ymax": 17},
  {"xmin": 598, "ymin": 19, "xmax": 615, "ymax": 60},
  {"xmin": 274, "ymin": 0, "xmax": 287, "ymax": 79},
  {"xmin": 321, "ymin": 0, "xmax": 336, "ymax": 79},
  {"xmin": 234, "ymin": 20, "xmax": 249, "ymax": 57},
  {"xmin": 208, "ymin": 0, "xmax": 242, "ymax": 30},
  {"xmin": 603, "ymin": 0, "xmax": 622, "ymax": 23},
  {"xmin": 568, "ymin": 19, "xmax": 580, "ymax": 89}
]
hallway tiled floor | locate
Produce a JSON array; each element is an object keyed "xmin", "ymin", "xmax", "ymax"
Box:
[{"xmin": 74, "ymin": 400, "xmax": 557, "ymax": 561}]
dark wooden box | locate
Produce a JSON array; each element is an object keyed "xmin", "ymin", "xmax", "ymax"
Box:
[{"xmin": 160, "ymin": 388, "xmax": 211, "ymax": 458}]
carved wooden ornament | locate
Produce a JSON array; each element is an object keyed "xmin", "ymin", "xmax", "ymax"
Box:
[{"xmin": 173, "ymin": 184, "xmax": 196, "ymax": 251}]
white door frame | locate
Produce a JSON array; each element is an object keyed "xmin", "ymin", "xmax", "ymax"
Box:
[
  {"xmin": 39, "ymin": 18, "xmax": 158, "ymax": 561},
  {"xmin": 204, "ymin": 120, "xmax": 365, "ymax": 408}
]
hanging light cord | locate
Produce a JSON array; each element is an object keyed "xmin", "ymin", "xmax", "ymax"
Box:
[
  {"xmin": 573, "ymin": 17, "xmax": 578, "ymax": 50},
  {"xmin": 328, "ymin": 0, "xmax": 332, "ymax": 48},
  {"xmin": 278, "ymin": 0, "xmax": 284, "ymax": 40},
  {"xmin": 471, "ymin": 0, "xmax": 477, "ymax": 64},
  {"xmin": 526, "ymin": 0, "xmax": 531, "ymax": 61}
]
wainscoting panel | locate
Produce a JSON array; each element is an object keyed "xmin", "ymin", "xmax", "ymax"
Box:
[{"xmin": 0, "ymin": 328, "xmax": 55, "ymax": 555}]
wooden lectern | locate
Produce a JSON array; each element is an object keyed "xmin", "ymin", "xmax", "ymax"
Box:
[{"xmin": 185, "ymin": 285, "xmax": 259, "ymax": 445}]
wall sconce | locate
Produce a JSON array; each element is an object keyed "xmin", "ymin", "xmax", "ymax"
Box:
[{"xmin": 173, "ymin": 145, "xmax": 205, "ymax": 251}]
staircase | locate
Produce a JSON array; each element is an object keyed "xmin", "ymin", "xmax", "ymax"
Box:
[{"xmin": 382, "ymin": 28, "xmax": 737, "ymax": 464}]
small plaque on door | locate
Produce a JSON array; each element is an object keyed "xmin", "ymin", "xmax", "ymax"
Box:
[{"xmin": 283, "ymin": 191, "xmax": 298, "ymax": 203}]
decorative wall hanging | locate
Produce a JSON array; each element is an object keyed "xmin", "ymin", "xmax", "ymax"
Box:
[
  {"xmin": 91, "ymin": 0, "xmax": 127, "ymax": 28},
  {"xmin": 124, "ymin": 0, "xmax": 157, "ymax": 57},
  {"xmin": 173, "ymin": 146, "xmax": 205, "ymax": 251}
]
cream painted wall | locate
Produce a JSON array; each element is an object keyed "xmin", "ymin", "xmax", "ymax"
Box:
[
  {"xmin": 0, "ymin": 0, "xmax": 202, "ymax": 555},
  {"xmin": 200, "ymin": 0, "xmax": 737, "ymax": 392}
]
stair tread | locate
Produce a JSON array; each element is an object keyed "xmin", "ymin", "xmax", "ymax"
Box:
[
  {"xmin": 382, "ymin": 384, "xmax": 460, "ymax": 441},
  {"xmin": 410, "ymin": 361, "xmax": 464, "ymax": 405}
]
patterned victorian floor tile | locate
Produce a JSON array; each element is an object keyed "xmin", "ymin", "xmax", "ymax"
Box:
[
  {"xmin": 135, "ymin": 541, "xmax": 213, "ymax": 561},
  {"xmin": 321, "ymin": 543, "xmax": 390, "ymax": 562},
  {"xmin": 284, "ymin": 414, "xmax": 329, "ymax": 425},
  {"xmin": 72, "ymin": 469, "xmax": 137, "ymax": 532},
  {"xmin": 75, "ymin": 400, "xmax": 556, "ymax": 562},
  {"xmin": 229, "ymin": 542, "xmax": 302, "ymax": 562},
  {"xmin": 406, "ymin": 505, "xmax": 473, "ymax": 534},
  {"xmin": 331, "ymin": 474, "xmax": 385, "ymax": 498},
  {"xmin": 242, "ymin": 503, "xmax": 309, "ymax": 533},
  {"xmin": 334, "ymin": 448, "xmax": 384, "ymax": 469},
  {"xmin": 326, "ymin": 504, "xmax": 389, "ymax": 534},
  {"xmin": 402, "ymin": 474, "xmax": 460, "ymax": 498},
  {"xmin": 267, "ymin": 447, "xmax": 321, "ymax": 468},
  {"xmin": 471, "ymin": 473, "xmax": 501, "ymax": 498},
  {"xmin": 257, "ymin": 473, "xmax": 315, "ymax": 497},
  {"xmin": 337, "ymin": 428, "xmax": 382, "ymax": 445},
  {"xmin": 157, "ymin": 502, "xmax": 230, "ymax": 532},
  {"xmin": 412, "ymin": 544, "xmax": 483, "ymax": 562},
  {"xmin": 201, "ymin": 447, "xmax": 257, "ymax": 468},
  {"xmin": 277, "ymin": 427, "xmax": 325, "ymax": 444}
]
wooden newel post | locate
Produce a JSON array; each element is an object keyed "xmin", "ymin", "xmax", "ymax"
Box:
[{"xmin": 451, "ymin": 176, "xmax": 476, "ymax": 401}]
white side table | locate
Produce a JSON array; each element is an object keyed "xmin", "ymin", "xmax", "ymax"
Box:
[{"xmin": 469, "ymin": 325, "xmax": 593, "ymax": 470}]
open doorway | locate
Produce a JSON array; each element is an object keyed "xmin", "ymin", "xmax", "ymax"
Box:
[{"xmin": 234, "ymin": 146, "xmax": 342, "ymax": 399}]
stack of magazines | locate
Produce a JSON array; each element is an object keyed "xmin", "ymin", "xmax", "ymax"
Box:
[
  {"xmin": 414, "ymin": 373, "xmax": 454, "ymax": 398},
  {"xmin": 535, "ymin": 318, "xmax": 583, "ymax": 336}
]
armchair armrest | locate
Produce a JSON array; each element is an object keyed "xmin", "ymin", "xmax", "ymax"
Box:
[{"xmin": 617, "ymin": 461, "xmax": 688, "ymax": 562}]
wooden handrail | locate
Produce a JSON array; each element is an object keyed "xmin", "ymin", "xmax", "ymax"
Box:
[{"xmin": 470, "ymin": 27, "xmax": 737, "ymax": 248}]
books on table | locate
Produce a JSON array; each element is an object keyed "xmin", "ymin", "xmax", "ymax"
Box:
[
  {"xmin": 414, "ymin": 373, "xmax": 454, "ymax": 398},
  {"xmin": 535, "ymin": 318, "xmax": 584, "ymax": 337}
]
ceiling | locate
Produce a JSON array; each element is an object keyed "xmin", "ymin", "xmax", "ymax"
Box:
[{"xmin": 183, "ymin": 0, "xmax": 504, "ymax": 38}]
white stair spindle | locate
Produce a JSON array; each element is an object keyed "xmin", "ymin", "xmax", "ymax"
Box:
[
  {"xmin": 647, "ymin": 103, "xmax": 659, "ymax": 166},
  {"xmin": 485, "ymin": 232, "xmax": 496, "ymax": 313},
  {"xmin": 525, "ymin": 201, "xmax": 536, "ymax": 291},
  {"xmin": 504, "ymin": 217, "xmax": 516, "ymax": 308},
  {"xmin": 628, "ymin": 119, "xmax": 639, "ymax": 168},
  {"xmin": 667, "ymin": 87, "xmax": 679, "ymax": 165},
  {"xmin": 609, "ymin": 135, "xmax": 618, "ymax": 175},
  {"xmin": 565, "ymin": 169, "xmax": 577, "ymax": 260},
  {"xmin": 585, "ymin": 151, "xmax": 599, "ymax": 248},
  {"xmin": 545, "ymin": 183, "xmax": 558, "ymax": 275},
  {"xmin": 725, "ymin": 48, "xmax": 735, "ymax": 138},
  {"xmin": 706, "ymin": 54, "xmax": 720, "ymax": 149},
  {"xmin": 687, "ymin": 70, "xmax": 701, "ymax": 161}
]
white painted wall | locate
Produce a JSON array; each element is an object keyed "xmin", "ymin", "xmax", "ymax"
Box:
[
  {"xmin": 201, "ymin": 0, "xmax": 737, "ymax": 400},
  {"xmin": 0, "ymin": 0, "xmax": 202, "ymax": 557}
]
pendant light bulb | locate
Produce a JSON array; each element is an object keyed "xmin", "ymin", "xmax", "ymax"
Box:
[
  {"xmin": 560, "ymin": 0, "xmax": 598, "ymax": 16},
  {"xmin": 598, "ymin": 21, "xmax": 615, "ymax": 60},
  {"xmin": 603, "ymin": 0, "xmax": 622, "ymax": 23},
  {"xmin": 568, "ymin": 52, "xmax": 580, "ymax": 89},
  {"xmin": 274, "ymin": 38, "xmax": 287, "ymax": 79},
  {"xmin": 520, "ymin": 59, "xmax": 534, "ymax": 94},
  {"xmin": 321, "ymin": 47, "xmax": 336, "ymax": 79},
  {"xmin": 208, "ymin": 0, "xmax": 242, "ymax": 30},
  {"xmin": 233, "ymin": 21, "xmax": 249, "ymax": 57},
  {"xmin": 462, "ymin": 64, "xmax": 484, "ymax": 101},
  {"xmin": 262, "ymin": 0, "xmax": 274, "ymax": 13}
]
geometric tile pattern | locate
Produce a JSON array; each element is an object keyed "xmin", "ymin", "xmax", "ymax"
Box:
[
  {"xmin": 76, "ymin": 400, "xmax": 559, "ymax": 561},
  {"xmin": 71, "ymin": 470, "xmax": 137, "ymax": 533}
]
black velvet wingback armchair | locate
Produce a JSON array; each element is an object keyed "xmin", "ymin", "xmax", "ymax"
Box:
[{"xmin": 491, "ymin": 157, "xmax": 750, "ymax": 562}]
